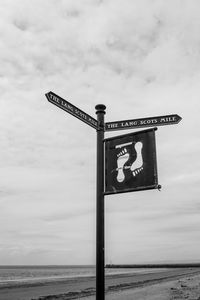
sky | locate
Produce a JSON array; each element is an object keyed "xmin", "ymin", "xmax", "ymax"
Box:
[{"xmin": 0, "ymin": 0, "xmax": 200, "ymax": 265}]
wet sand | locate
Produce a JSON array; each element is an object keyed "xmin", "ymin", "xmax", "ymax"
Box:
[
  {"xmin": 85, "ymin": 273, "xmax": 200, "ymax": 300},
  {"xmin": 1, "ymin": 268, "xmax": 200, "ymax": 300}
]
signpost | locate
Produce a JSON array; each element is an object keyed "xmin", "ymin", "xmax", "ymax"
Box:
[
  {"xmin": 106, "ymin": 114, "xmax": 182, "ymax": 131},
  {"xmin": 46, "ymin": 91, "xmax": 182, "ymax": 300},
  {"xmin": 46, "ymin": 91, "xmax": 98, "ymax": 129},
  {"xmin": 95, "ymin": 105, "xmax": 106, "ymax": 300}
]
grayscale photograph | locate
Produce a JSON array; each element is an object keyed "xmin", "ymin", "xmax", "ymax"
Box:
[{"xmin": 0, "ymin": 1, "xmax": 200, "ymax": 299}]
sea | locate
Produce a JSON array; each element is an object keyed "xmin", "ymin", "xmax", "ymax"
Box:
[{"xmin": 0, "ymin": 265, "xmax": 163, "ymax": 288}]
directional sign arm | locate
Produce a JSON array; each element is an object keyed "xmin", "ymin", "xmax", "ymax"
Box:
[
  {"xmin": 105, "ymin": 114, "xmax": 182, "ymax": 131},
  {"xmin": 46, "ymin": 91, "xmax": 98, "ymax": 130}
]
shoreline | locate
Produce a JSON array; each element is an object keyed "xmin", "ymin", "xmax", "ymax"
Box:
[
  {"xmin": 0, "ymin": 267, "xmax": 173, "ymax": 289},
  {"xmin": 0, "ymin": 268, "xmax": 200, "ymax": 300}
]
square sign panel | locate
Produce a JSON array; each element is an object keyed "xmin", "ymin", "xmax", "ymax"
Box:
[{"xmin": 105, "ymin": 128, "xmax": 158, "ymax": 195}]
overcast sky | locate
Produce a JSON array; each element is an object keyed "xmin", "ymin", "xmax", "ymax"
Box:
[{"xmin": 1, "ymin": 0, "xmax": 200, "ymax": 265}]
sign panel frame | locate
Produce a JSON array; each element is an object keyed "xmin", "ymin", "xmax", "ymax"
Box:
[
  {"xmin": 105, "ymin": 114, "xmax": 182, "ymax": 131},
  {"xmin": 46, "ymin": 91, "xmax": 98, "ymax": 130},
  {"xmin": 104, "ymin": 127, "xmax": 158, "ymax": 195}
]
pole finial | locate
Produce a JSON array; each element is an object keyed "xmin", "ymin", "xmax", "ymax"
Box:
[{"xmin": 95, "ymin": 104, "xmax": 106, "ymax": 114}]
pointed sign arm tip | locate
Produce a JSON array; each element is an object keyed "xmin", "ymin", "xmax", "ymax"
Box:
[
  {"xmin": 45, "ymin": 92, "xmax": 51, "ymax": 101},
  {"xmin": 177, "ymin": 114, "xmax": 182, "ymax": 123}
]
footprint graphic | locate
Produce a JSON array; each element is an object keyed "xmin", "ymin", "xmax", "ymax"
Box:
[
  {"xmin": 130, "ymin": 142, "xmax": 143, "ymax": 177},
  {"xmin": 116, "ymin": 148, "xmax": 130, "ymax": 182}
]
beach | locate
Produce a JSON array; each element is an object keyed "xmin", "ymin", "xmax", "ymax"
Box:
[
  {"xmin": 1, "ymin": 268, "xmax": 200, "ymax": 300},
  {"xmin": 85, "ymin": 272, "xmax": 200, "ymax": 300}
]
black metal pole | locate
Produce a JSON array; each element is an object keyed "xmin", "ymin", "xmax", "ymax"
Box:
[{"xmin": 95, "ymin": 104, "xmax": 106, "ymax": 300}]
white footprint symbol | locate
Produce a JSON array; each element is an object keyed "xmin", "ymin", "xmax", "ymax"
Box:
[
  {"xmin": 116, "ymin": 148, "xmax": 130, "ymax": 182},
  {"xmin": 130, "ymin": 142, "xmax": 143, "ymax": 177}
]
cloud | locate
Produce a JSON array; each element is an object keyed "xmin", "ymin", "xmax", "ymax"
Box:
[
  {"xmin": 42, "ymin": 208, "xmax": 92, "ymax": 222},
  {"xmin": 1, "ymin": 0, "xmax": 200, "ymax": 264}
]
